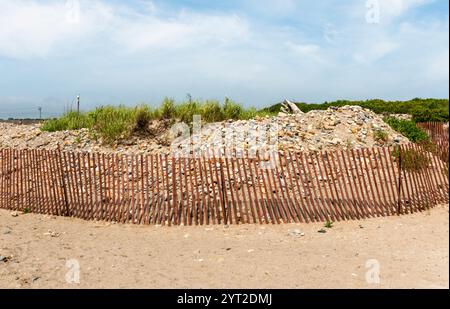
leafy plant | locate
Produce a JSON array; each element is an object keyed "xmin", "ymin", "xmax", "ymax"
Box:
[
  {"xmin": 383, "ymin": 117, "xmax": 430, "ymax": 143},
  {"xmin": 324, "ymin": 220, "xmax": 333, "ymax": 228}
]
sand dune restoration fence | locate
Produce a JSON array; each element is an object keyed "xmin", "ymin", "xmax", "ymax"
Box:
[
  {"xmin": 0, "ymin": 142, "xmax": 448, "ymax": 226},
  {"xmin": 417, "ymin": 122, "xmax": 449, "ymax": 164}
]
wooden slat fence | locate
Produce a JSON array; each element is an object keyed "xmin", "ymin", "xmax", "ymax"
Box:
[
  {"xmin": 0, "ymin": 144, "xmax": 448, "ymax": 225},
  {"xmin": 417, "ymin": 122, "xmax": 449, "ymax": 164}
]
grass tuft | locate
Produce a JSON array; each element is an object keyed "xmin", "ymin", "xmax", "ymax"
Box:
[{"xmin": 41, "ymin": 98, "xmax": 264, "ymax": 144}]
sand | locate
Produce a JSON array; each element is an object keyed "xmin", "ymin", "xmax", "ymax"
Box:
[{"xmin": 0, "ymin": 205, "xmax": 448, "ymax": 289}]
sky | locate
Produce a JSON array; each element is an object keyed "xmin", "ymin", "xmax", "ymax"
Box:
[{"xmin": 0, "ymin": 0, "xmax": 448, "ymax": 118}]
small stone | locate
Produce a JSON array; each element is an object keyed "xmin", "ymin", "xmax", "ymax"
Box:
[
  {"xmin": 318, "ymin": 229, "xmax": 327, "ymax": 233},
  {"xmin": 289, "ymin": 229, "xmax": 305, "ymax": 237},
  {"xmin": 0, "ymin": 255, "xmax": 11, "ymax": 263},
  {"xmin": 11, "ymin": 212, "xmax": 19, "ymax": 217},
  {"xmin": 43, "ymin": 230, "xmax": 60, "ymax": 238}
]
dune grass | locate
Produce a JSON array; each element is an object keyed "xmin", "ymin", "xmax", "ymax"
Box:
[{"xmin": 41, "ymin": 98, "xmax": 265, "ymax": 144}]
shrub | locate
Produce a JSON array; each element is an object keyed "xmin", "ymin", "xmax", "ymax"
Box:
[{"xmin": 384, "ymin": 117, "xmax": 429, "ymax": 143}]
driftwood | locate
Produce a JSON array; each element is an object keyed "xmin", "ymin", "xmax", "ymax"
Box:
[{"xmin": 280, "ymin": 99, "xmax": 303, "ymax": 115}]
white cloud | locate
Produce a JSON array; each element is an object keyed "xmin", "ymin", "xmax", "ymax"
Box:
[
  {"xmin": 241, "ymin": 0, "xmax": 298, "ymax": 18},
  {"xmin": 285, "ymin": 41, "xmax": 324, "ymax": 63},
  {"xmin": 353, "ymin": 39, "xmax": 398, "ymax": 64},
  {"xmin": 0, "ymin": 0, "xmax": 447, "ymax": 113},
  {"xmin": 0, "ymin": 0, "xmax": 116, "ymax": 59},
  {"xmin": 0, "ymin": 0, "xmax": 250, "ymax": 59},
  {"xmin": 112, "ymin": 13, "xmax": 250, "ymax": 52},
  {"xmin": 378, "ymin": 0, "xmax": 432, "ymax": 18}
]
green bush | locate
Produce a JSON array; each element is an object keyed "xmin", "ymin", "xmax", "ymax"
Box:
[
  {"xmin": 384, "ymin": 117, "xmax": 429, "ymax": 143},
  {"xmin": 261, "ymin": 98, "xmax": 449, "ymax": 123}
]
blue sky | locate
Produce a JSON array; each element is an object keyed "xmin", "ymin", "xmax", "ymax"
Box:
[{"xmin": 0, "ymin": 0, "xmax": 448, "ymax": 118}]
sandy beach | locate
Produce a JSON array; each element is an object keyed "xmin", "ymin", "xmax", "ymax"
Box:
[{"xmin": 0, "ymin": 204, "xmax": 448, "ymax": 289}]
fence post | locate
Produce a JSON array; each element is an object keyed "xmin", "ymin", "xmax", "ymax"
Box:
[
  {"xmin": 218, "ymin": 158, "xmax": 228, "ymax": 224},
  {"xmin": 397, "ymin": 145, "xmax": 402, "ymax": 215},
  {"xmin": 57, "ymin": 144, "xmax": 71, "ymax": 217}
]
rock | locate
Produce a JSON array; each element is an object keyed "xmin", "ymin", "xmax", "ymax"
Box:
[
  {"xmin": 289, "ymin": 229, "xmax": 305, "ymax": 237},
  {"xmin": 0, "ymin": 255, "xmax": 11, "ymax": 263},
  {"xmin": 331, "ymin": 138, "xmax": 342, "ymax": 145},
  {"xmin": 318, "ymin": 229, "xmax": 327, "ymax": 233},
  {"xmin": 43, "ymin": 230, "xmax": 60, "ymax": 238},
  {"xmin": 11, "ymin": 211, "xmax": 19, "ymax": 217},
  {"xmin": 281, "ymin": 99, "xmax": 304, "ymax": 115}
]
